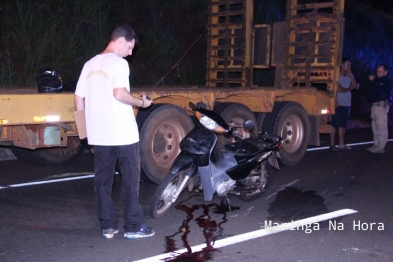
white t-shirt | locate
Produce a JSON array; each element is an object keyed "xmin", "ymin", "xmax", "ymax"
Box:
[
  {"xmin": 75, "ymin": 53, "xmax": 139, "ymax": 145},
  {"xmin": 336, "ymin": 74, "xmax": 351, "ymax": 107}
]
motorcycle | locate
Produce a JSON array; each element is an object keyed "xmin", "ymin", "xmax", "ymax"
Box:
[{"xmin": 149, "ymin": 102, "xmax": 283, "ymax": 218}]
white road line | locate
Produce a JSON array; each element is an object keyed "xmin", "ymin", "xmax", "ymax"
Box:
[
  {"xmin": 135, "ymin": 209, "xmax": 358, "ymax": 262},
  {"xmin": 307, "ymin": 139, "xmax": 393, "ymax": 152},
  {"xmin": 0, "ymin": 174, "xmax": 94, "ymax": 189},
  {"xmin": 2, "ymin": 139, "xmax": 391, "ymax": 189},
  {"xmin": 320, "ymin": 188, "xmax": 329, "ymax": 196}
]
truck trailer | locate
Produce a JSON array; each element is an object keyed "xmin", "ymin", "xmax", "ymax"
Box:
[{"xmin": 0, "ymin": 0, "xmax": 344, "ymax": 183}]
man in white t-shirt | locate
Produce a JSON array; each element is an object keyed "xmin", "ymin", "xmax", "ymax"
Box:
[
  {"xmin": 330, "ymin": 57, "xmax": 359, "ymax": 150},
  {"xmin": 74, "ymin": 25, "xmax": 154, "ymax": 239}
]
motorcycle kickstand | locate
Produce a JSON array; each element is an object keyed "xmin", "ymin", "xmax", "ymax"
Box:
[{"xmin": 224, "ymin": 196, "xmax": 232, "ymax": 211}]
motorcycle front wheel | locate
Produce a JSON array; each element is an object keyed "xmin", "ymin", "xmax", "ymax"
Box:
[{"xmin": 149, "ymin": 167, "xmax": 192, "ymax": 218}]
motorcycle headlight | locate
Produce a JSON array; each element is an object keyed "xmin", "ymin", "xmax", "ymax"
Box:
[{"xmin": 195, "ymin": 111, "xmax": 225, "ymax": 133}]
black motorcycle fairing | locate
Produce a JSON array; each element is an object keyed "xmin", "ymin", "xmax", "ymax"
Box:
[
  {"xmin": 224, "ymin": 152, "xmax": 266, "ymax": 180},
  {"xmin": 223, "ymin": 139, "xmax": 260, "ymax": 158},
  {"xmin": 169, "ymin": 151, "xmax": 198, "ymax": 178},
  {"xmin": 180, "ymin": 125, "xmax": 216, "ymax": 166},
  {"xmin": 223, "ymin": 134, "xmax": 282, "ymax": 180}
]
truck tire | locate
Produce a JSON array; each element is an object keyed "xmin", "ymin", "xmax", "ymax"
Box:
[
  {"xmin": 137, "ymin": 104, "xmax": 194, "ymax": 184},
  {"xmin": 30, "ymin": 136, "xmax": 84, "ymax": 166},
  {"xmin": 213, "ymin": 102, "xmax": 257, "ymax": 160},
  {"xmin": 10, "ymin": 146, "xmax": 40, "ymax": 165},
  {"xmin": 262, "ymin": 101, "xmax": 310, "ymax": 166},
  {"xmin": 255, "ymin": 112, "xmax": 266, "ymax": 132}
]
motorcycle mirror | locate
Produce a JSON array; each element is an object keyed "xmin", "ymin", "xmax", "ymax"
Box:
[
  {"xmin": 196, "ymin": 102, "xmax": 207, "ymax": 108},
  {"xmin": 189, "ymin": 102, "xmax": 197, "ymax": 110},
  {"xmin": 243, "ymin": 120, "xmax": 255, "ymax": 131}
]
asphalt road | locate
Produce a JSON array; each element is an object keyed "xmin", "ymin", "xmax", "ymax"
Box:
[{"xmin": 0, "ymin": 127, "xmax": 392, "ymax": 262}]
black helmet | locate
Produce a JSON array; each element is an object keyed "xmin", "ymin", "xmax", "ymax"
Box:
[{"xmin": 36, "ymin": 68, "xmax": 63, "ymax": 93}]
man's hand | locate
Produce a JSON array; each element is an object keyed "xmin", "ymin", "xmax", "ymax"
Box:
[
  {"xmin": 113, "ymin": 88, "xmax": 152, "ymax": 107},
  {"xmin": 369, "ymin": 74, "xmax": 375, "ymax": 81},
  {"xmin": 140, "ymin": 95, "xmax": 152, "ymax": 108}
]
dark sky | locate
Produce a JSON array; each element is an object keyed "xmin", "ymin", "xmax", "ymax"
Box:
[{"xmin": 354, "ymin": 0, "xmax": 393, "ymax": 13}]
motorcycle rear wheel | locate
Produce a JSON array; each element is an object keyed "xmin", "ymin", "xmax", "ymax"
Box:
[
  {"xmin": 149, "ymin": 167, "xmax": 192, "ymax": 218},
  {"xmin": 237, "ymin": 162, "xmax": 271, "ymax": 201}
]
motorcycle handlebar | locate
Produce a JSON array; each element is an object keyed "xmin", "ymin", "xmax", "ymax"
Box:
[{"xmin": 232, "ymin": 131, "xmax": 244, "ymax": 140}]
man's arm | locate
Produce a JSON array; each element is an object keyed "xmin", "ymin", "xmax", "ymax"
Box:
[
  {"xmin": 381, "ymin": 78, "xmax": 393, "ymax": 100},
  {"xmin": 113, "ymin": 87, "xmax": 152, "ymax": 108},
  {"xmin": 74, "ymin": 94, "xmax": 85, "ymax": 111},
  {"xmin": 337, "ymin": 84, "xmax": 352, "ymax": 93}
]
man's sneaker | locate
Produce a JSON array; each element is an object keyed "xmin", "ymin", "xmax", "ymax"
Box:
[
  {"xmin": 124, "ymin": 224, "xmax": 155, "ymax": 239},
  {"xmin": 370, "ymin": 147, "xmax": 385, "ymax": 154},
  {"xmin": 367, "ymin": 145, "xmax": 378, "ymax": 152},
  {"xmin": 102, "ymin": 228, "xmax": 119, "ymax": 239}
]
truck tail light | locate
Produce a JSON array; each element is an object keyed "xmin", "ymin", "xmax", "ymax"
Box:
[{"xmin": 321, "ymin": 108, "xmax": 330, "ymax": 114}]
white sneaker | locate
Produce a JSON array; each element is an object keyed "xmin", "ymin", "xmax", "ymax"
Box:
[
  {"xmin": 124, "ymin": 224, "xmax": 155, "ymax": 239},
  {"xmin": 370, "ymin": 147, "xmax": 385, "ymax": 154},
  {"xmin": 102, "ymin": 228, "xmax": 119, "ymax": 239},
  {"xmin": 367, "ymin": 145, "xmax": 378, "ymax": 152}
]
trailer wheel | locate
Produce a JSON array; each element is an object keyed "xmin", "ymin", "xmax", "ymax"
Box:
[
  {"xmin": 137, "ymin": 104, "xmax": 193, "ymax": 184},
  {"xmin": 263, "ymin": 102, "xmax": 310, "ymax": 166},
  {"xmin": 255, "ymin": 112, "xmax": 266, "ymax": 132},
  {"xmin": 30, "ymin": 136, "xmax": 84, "ymax": 166},
  {"xmin": 10, "ymin": 146, "xmax": 40, "ymax": 165},
  {"xmin": 213, "ymin": 103, "xmax": 257, "ymax": 160}
]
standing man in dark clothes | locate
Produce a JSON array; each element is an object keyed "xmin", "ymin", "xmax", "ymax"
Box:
[{"xmin": 367, "ymin": 64, "xmax": 392, "ymax": 154}]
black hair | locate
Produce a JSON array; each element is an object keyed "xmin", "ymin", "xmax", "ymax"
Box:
[
  {"xmin": 378, "ymin": 64, "xmax": 389, "ymax": 72},
  {"xmin": 342, "ymin": 57, "xmax": 351, "ymax": 64},
  {"xmin": 110, "ymin": 24, "xmax": 138, "ymax": 43}
]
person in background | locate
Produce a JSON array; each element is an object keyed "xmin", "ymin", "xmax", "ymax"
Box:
[
  {"xmin": 330, "ymin": 58, "xmax": 359, "ymax": 150},
  {"xmin": 74, "ymin": 25, "xmax": 154, "ymax": 239},
  {"xmin": 367, "ymin": 64, "xmax": 392, "ymax": 154}
]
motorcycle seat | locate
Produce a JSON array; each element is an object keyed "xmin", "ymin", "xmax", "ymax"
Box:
[{"xmin": 223, "ymin": 140, "xmax": 260, "ymax": 156}]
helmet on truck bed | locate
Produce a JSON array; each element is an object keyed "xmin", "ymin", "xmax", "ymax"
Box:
[{"xmin": 36, "ymin": 68, "xmax": 63, "ymax": 93}]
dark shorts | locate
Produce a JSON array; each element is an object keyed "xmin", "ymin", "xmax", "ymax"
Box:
[{"xmin": 331, "ymin": 106, "xmax": 350, "ymax": 128}]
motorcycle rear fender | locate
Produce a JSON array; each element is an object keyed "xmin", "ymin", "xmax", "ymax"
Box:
[
  {"xmin": 169, "ymin": 151, "xmax": 198, "ymax": 178},
  {"xmin": 268, "ymin": 151, "xmax": 280, "ymax": 170},
  {"xmin": 225, "ymin": 153, "xmax": 263, "ymax": 180}
]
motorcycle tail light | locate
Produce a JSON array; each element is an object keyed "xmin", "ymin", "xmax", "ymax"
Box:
[
  {"xmin": 195, "ymin": 111, "xmax": 202, "ymax": 120},
  {"xmin": 212, "ymin": 126, "xmax": 226, "ymax": 133}
]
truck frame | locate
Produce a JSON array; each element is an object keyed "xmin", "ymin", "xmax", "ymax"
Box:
[{"xmin": 0, "ymin": 0, "xmax": 344, "ymax": 184}]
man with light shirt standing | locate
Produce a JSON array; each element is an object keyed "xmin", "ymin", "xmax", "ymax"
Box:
[
  {"xmin": 74, "ymin": 25, "xmax": 155, "ymax": 239},
  {"xmin": 330, "ymin": 58, "xmax": 359, "ymax": 150}
]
